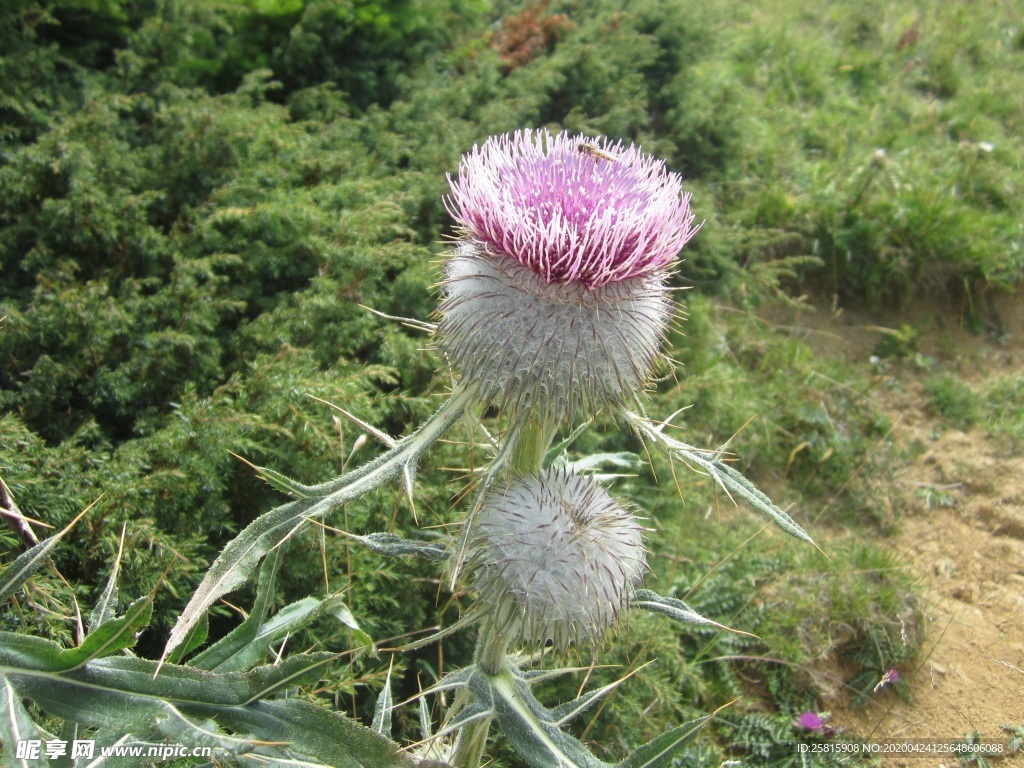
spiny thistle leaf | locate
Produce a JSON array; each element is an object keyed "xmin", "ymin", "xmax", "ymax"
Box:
[
  {"xmin": 1, "ymin": 674, "xmax": 48, "ymax": 768},
  {"xmin": 165, "ymin": 614, "xmax": 209, "ymax": 667},
  {"xmin": 615, "ymin": 716, "xmax": 709, "ymax": 768},
  {"xmin": 214, "ymin": 698, "xmax": 417, "ymax": 768},
  {"xmin": 1, "ymin": 632, "xmax": 403, "ymax": 766},
  {"xmin": 419, "ymin": 694, "xmax": 433, "ymax": 740},
  {"xmin": 0, "ymin": 633, "xmax": 71, "ymax": 672},
  {"xmin": 623, "ymin": 410, "xmax": 815, "ymax": 545},
  {"xmin": 249, "ymin": 463, "xmax": 314, "ymax": 500},
  {"xmin": 0, "ymin": 502, "xmax": 94, "ymax": 605},
  {"xmin": 89, "ymin": 523, "xmax": 127, "ymax": 632},
  {"xmin": 6, "ymin": 669, "xmax": 258, "ymax": 754},
  {"xmin": 631, "ymin": 589, "xmax": 755, "ymax": 637},
  {"xmin": 344, "ymin": 532, "xmax": 450, "ymax": 562},
  {"xmin": 161, "ymin": 386, "xmax": 474, "ymax": 666},
  {"xmin": 547, "ymin": 666, "xmax": 649, "ymax": 727},
  {"xmin": 542, "ymin": 420, "xmax": 592, "ymax": 467},
  {"xmin": 160, "ymin": 496, "xmax": 318, "ymax": 668},
  {"xmin": 372, "ymin": 665, "xmax": 394, "ymax": 737},
  {"xmin": 472, "ymin": 668, "xmax": 611, "ymax": 768},
  {"xmin": 3, "ymin": 653, "xmax": 337, "ymax": 709},
  {"xmin": 416, "ymin": 700, "xmax": 493, "ymax": 747},
  {"xmin": 189, "ymin": 547, "xmax": 284, "ymax": 671},
  {"xmin": 54, "ymin": 596, "xmax": 153, "ymax": 671},
  {"xmin": 565, "ymin": 452, "xmax": 643, "ymax": 474}
]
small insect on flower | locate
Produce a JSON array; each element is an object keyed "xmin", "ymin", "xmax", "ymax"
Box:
[{"xmin": 577, "ymin": 142, "xmax": 618, "ymax": 162}]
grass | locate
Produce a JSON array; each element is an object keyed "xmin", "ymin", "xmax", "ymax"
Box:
[
  {"xmin": 921, "ymin": 370, "xmax": 1024, "ymax": 451},
  {"xmin": 925, "ymin": 374, "xmax": 982, "ymax": 429},
  {"xmin": 680, "ymin": 0, "xmax": 1024, "ymax": 310},
  {"xmin": 980, "ymin": 376, "xmax": 1024, "ymax": 450}
]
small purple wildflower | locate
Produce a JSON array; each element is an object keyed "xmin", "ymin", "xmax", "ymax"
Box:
[
  {"xmin": 794, "ymin": 711, "xmax": 837, "ymax": 738},
  {"xmin": 795, "ymin": 712, "xmax": 824, "ymax": 731},
  {"xmin": 445, "ymin": 129, "xmax": 698, "ymax": 289}
]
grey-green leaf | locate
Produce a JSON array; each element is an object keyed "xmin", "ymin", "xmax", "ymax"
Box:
[
  {"xmin": 160, "ymin": 496, "xmax": 318, "ymax": 668},
  {"xmin": 372, "ymin": 667, "xmax": 393, "ymax": 737},
  {"xmin": 616, "ymin": 716, "xmax": 708, "ymax": 768},
  {"xmin": 543, "ymin": 420, "xmax": 591, "ymax": 467},
  {"xmin": 215, "ymin": 698, "xmax": 417, "ymax": 768},
  {"xmin": 165, "ymin": 613, "xmax": 209, "ymax": 666},
  {"xmin": 6, "ymin": 671, "xmax": 253, "ymax": 754},
  {"xmin": 0, "ymin": 506, "xmax": 90, "ymax": 605},
  {"xmin": 55, "ymin": 596, "xmax": 152, "ymax": 671},
  {"xmin": 89, "ymin": 523, "xmax": 127, "ymax": 632},
  {"xmin": 347, "ymin": 532, "xmax": 449, "ymax": 562},
  {"xmin": 89, "ymin": 570, "xmax": 120, "ymax": 633},
  {"xmin": 623, "ymin": 411, "xmax": 815, "ymax": 545},
  {"xmin": 3, "ymin": 653, "xmax": 333, "ymax": 710},
  {"xmin": 252, "ymin": 464, "xmax": 314, "ymax": 499},
  {"xmin": 242, "ymin": 653, "xmax": 339, "ymax": 704},
  {"xmin": 189, "ymin": 547, "xmax": 284, "ymax": 671},
  {"xmin": 548, "ymin": 676, "xmax": 629, "ymax": 727},
  {"xmin": 162, "ymin": 386, "xmax": 474, "ymax": 666},
  {"xmin": 631, "ymin": 590, "xmax": 718, "ymax": 627},
  {"xmin": 1, "ymin": 674, "xmax": 48, "ymax": 768},
  {"xmin": 715, "ymin": 461, "xmax": 814, "ymax": 544},
  {"xmin": 473, "ymin": 669, "xmax": 610, "ymax": 768},
  {"xmin": 328, "ymin": 600, "xmax": 375, "ymax": 654},
  {"xmin": 0, "ymin": 633, "xmax": 67, "ymax": 671},
  {"xmin": 568, "ymin": 452, "xmax": 642, "ymax": 473}
]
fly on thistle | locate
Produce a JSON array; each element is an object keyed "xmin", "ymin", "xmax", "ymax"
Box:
[{"xmin": 577, "ymin": 141, "xmax": 618, "ymax": 162}]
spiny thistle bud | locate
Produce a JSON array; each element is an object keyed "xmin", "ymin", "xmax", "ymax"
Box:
[
  {"xmin": 439, "ymin": 129, "xmax": 699, "ymax": 422},
  {"xmin": 468, "ymin": 469, "xmax": 647, "ymax": 651}
]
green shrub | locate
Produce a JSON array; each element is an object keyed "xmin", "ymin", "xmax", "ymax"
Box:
[{"xmin": 924, "ymin": 374, "xmax": 981, "ymax": 429}]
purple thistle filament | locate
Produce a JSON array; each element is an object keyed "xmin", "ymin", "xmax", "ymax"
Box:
[
  {"xmin": 438, "ymin": 130, "xmax": 699, "ymax": 420},
  {"xmin": 445, "ymin": 130, "xmax": 697, "ymax": 289}
]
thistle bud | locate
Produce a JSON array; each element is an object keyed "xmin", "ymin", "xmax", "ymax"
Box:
[
  {"xmin": 468, "ymin": 469, "xmax": 647, "ymax": 651},
  {"xmin": 440, "ymin": 130, "xmax": 698, "ymax": 422}
]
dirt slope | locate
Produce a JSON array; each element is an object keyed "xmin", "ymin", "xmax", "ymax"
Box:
[{"xmin": 771, "ymin": 295, "xmax": 1024, "ymax": 758}]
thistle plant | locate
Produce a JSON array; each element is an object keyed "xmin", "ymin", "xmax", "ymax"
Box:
[{"xmin": 1, "ymin": 129, "xmax": 814, "ymax": 768}]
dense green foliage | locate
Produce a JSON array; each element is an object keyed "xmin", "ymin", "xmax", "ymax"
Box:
[{"xmin": 3, "ymin": 0, "xmax": 1020, "ymax": 763}]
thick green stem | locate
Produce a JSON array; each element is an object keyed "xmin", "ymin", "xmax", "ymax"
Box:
[
  {"xmin": 473, "ymin": 624, "xmax": 508, "ymax": 676},
  {"xmin": 450, "ymin": 627, "xmax": 507, "ymax": 767},
  {"xmin": 451, "ymin": 716, "xmax": 492, "ymax": 768},
  {"xmin": 509, "ymin": 415, "xmax": 556, "ymax": 476}
]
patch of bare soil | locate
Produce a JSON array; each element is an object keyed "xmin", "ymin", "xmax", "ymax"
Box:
[{"xmin": 769, "ymin": 294, "xmax": 1024, "ymax": 760}]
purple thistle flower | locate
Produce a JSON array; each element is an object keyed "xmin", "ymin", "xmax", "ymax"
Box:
[
  {"xmin": 794, "ymin": 711, "xmax": 838, "ymax": 738},
  {"xmin": 445, "ymin": 130, "xmax": 698, "ymax": 289},
  {"xmin": 438, "ymin": 130, "xmax": 699, "ymax": 422},
  {"xmin": 795, "ymin": 712, "xmax": 824, "ymax": 731},
  {"xmin": 468, "ymin": 468, "xmax": 647, "ymax": 651}
]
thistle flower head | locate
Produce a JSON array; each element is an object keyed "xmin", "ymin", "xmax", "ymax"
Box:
[
  {"xmin": 468, "ymin": 469, "xmax": 647, "ymax": 651},
  {"xmin": 438, "ymin": 130, "xmax": 698, "ymax": 422},
  {"xmin": 445, "ymin": 130, "xmax": 697, "ymax": 289}
]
